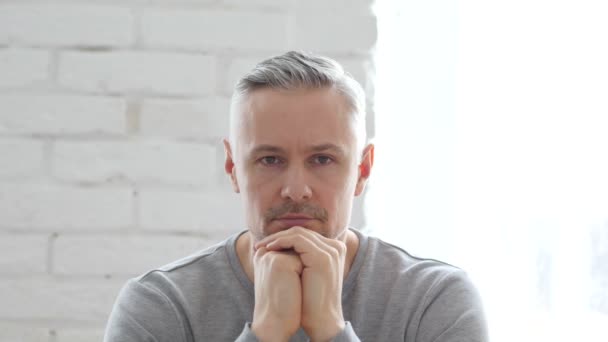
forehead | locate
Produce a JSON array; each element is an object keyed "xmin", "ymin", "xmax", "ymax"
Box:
[{"xmin": 237, "ymin": 87, "xmax": 356, "ymax": 154}]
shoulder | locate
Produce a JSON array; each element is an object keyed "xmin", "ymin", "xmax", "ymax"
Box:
[
  {"xmin": 126, "ymin": 233, "xmax": 241, "ymax": 297},
  {"xmin": 105, "ymin": 232, "xmax": 253, "ymax": 341},
  {"xmin": 360, "ymin": 234, "xmax": 488, "ymax": 341},
  {"xmin": 359, "ymin": 234, "xmax": 480, "ymax": 304},
  {"xmin": 365, "ymin": 235, "xmax": 462, "ymax": 278}
]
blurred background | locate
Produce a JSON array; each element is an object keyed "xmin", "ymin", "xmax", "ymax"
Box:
[{"xmin": 0, "ymin": 0, "xmax": 606, "ymax": 341}]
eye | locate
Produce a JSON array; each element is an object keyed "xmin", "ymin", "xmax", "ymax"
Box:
[
  {"xmin": 259, "ymin": 156, "xmax": 282, "ymax": 166},
  {"xmin": 311, "ymin": 155, "xmax": 334, "ymax": 165}
]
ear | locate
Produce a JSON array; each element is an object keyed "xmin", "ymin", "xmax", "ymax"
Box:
[
  {"xmin": 354, "ymin": 143, "xmax": 374, "ymax": 196},
  {"xmin": 223, "ymin": 139, "xmax": 240, "ymax": 193}
]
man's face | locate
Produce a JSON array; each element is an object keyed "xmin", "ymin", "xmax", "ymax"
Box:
[{"xmin": 225, "ymin": 87, "xmax": 372, "ymax": 242}]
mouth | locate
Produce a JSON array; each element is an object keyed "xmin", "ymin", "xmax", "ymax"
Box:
[{"xmin": 274, "ymin": 214, "xmax": 316, "ymax": 227}]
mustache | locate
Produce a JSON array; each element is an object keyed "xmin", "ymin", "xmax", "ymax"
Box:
[{"xmin": 264, "ymin": 202, "xmax": 328, "ymax": 223}]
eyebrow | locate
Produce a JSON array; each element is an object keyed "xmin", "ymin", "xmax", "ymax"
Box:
[
  {"xmin": 249, "ymin": 145, "xmax": 286, "ymax": 156},
  {"xmin": 309, "ymin": 143, "xmax": 346, "ymax": 155},
  {"xmin": 249, "ymin": 143, "xmax": 346, "ymax": 156}
]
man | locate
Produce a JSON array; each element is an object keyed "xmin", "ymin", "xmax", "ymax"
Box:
[{"xmin": 104, "ymin": 51, "xmax": 488, "ymax": 341}]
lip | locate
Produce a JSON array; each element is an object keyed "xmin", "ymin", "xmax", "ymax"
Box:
[
  {"xmin": 274, "ymin": 215, "xmax": 316, "ymax": 228},
  {"xmin": 278, "ymin": 214, "xmax": 314, "ymax": 220}
]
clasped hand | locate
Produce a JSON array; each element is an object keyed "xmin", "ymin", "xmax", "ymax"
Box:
[{"xmin": 251, "ymin": 227, "xmax": 347, "ymax": 342}]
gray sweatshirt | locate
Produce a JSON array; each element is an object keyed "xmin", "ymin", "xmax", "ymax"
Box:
[{"xmin": 104, "ymin": 229, "xmax": 488, "ymax": 342}]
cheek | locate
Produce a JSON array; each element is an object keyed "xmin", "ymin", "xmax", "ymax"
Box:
[
  {"xmin": 321, "ymin": 166, "xmax": 358, "ymax": 196},
  {"xmin": 245, "ymin": 176, "xmax": 278, "ymax": 211},
  {"xmin": 321, "ymin": 182, "xmax": 355, "ymax": 215},
  {"xmin": 323, "ymin": 170, "xmax": 358, "ymax": 217},
  {"xmin": 245, "ymin": 166, "xmax": 282, "ymax": 188}
]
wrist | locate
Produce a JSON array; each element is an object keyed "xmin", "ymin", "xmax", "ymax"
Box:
[
  {"xmin": 307, "ymin": 319, "xmax": 345, "ymax": 342},
  {"xmin": 251, "ymin": 320, "xmax": 292, "ymax": 342}
]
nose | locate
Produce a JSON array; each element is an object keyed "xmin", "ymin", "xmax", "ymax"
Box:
[{"xmin": 280, "ymin": 166, "xmax": 312, "ymax": 202}]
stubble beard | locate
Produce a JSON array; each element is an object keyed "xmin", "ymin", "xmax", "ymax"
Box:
[{"xmin": 249, "ymin": 201, "xmax": 335, "ymax": 241}]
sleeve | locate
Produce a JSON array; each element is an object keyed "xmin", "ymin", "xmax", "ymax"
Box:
[
  {"xmin": 234, "ymin": 323, "xmax": 259, "ymax": 342},
  {"xmin": 331, "ymin": 322, "xmax": 361, "ymax": 342},
  {"xmin": 103, "ymin": 279, "xmax": 189, "ymax": 342},
  {"xmin": 234, "ymin": 321, "xmax": 361, "ymax": 342},
  {"xmin": 414, "ymin": 270, "xmax": 489, "ymax": 342}
]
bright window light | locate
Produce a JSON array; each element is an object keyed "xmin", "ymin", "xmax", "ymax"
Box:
[{"xmin": 368, "ymin": 1, "xmax": 608, "ymax": 341}]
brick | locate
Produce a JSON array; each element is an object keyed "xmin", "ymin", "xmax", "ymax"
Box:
[
  {"xmin": 141, "ymin": 9, "xmax": 288, "ymax": 51},
  {"xmin": 54, "ymin": 234, "xmax": 210, "ymax": 276},
  {"xmin": 294, "ymin": 0, "xmax": 374, "ymax": 12},
  {"xmin": 53, "ymin": 141, "xmax": 214, "ymax": 185},
  {"xmin": 139, "ymin": 189, "xmax": 245, "ymax": 234},
  {"xmin": 0, "ymin": 5, "xmax": 133, "ymax": 47},
  {"xmin": 216, "ymin": 97, "xmax": 232, "ymax": 121},
  {"xmin": 224, "ymin": 57, "xmax": 261, "ymax": 94},
  {"xmin": 58, "ymin": 51, "xmax": 214, "ymax": 96},
  {"xmin": 291, "ymin": 14, "xmax": 377, "ymax": 53},
  {"xmin": 140, "ymin": 98, "xmax": 229, "ymax": 139},
  {"xmin": 0, "ymin": 234, "xmax": 48, "ymax": 274},
  {"xmin": 147, "ymin": 0, "xmax": 216, "ymax": 3},
  {"xmin": 0, "ymin": 48, "xmax": 49, "ymax": 87},
  {"xmin": 54, "ymin": 328, "xmax": 105, "ymax": 342},
  {"xmin": 0, "ymin": 184, "xmax": 132, "ymax": 230},
  {"xmin": 223, "ymin": 0, "xmax": 293, "ymax": 10},
  {"xmin": 0, "ymin": 139, "xmax": 45, "ymax": 179},
  {"xmin": 0, "ymin": 277, "xmax": 124, "ymax": 323},
  {"xmin": 0, "ymin": 323, "xmax": 51, "ymax": 342},
  {"xmin": 0, "ymin": 94, "xmax": 126, "ymax": 135}
]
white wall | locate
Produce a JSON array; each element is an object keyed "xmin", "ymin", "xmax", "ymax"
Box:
[{"xmin": 0, "ymin": 1, "xmax": 376, "ymax": 341}]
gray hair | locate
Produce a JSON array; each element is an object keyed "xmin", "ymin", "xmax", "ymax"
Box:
[{"xmin": 229, "ymin": 51, "xmax": 367, "ymax": 155}]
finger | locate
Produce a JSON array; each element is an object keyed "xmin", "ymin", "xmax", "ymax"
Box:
[
  {"xmin": 257, "ymin": 227, "xmax": 346, "ymax": 263},
  {"xmin": 265, "ymin": 233, "xmax": 318, "ymax": 252},
  {"xmin": 255, "ymin": 226, "xmax": 322, "ymax": 248},
  {"xmin": 254, "ymin": 228, "xmax": 295, "ymax": 249},
  {"xmin": 302, "ymin": 230, "xmax": 347, "ymax": 258},
  {"xmin": 272, "ymin": 226, "xmax": 345, "ymax": 258},
  {"xmin": 265, "ymin": 234, "xmax": 330, "ymax": 267},
  {"xmin": 253, "ymin": 246, "xmax": 269, "ymax": 263}
]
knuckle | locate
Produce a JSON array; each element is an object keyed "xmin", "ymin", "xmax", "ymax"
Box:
[
  {"xmin": 326, "ymin": 240, "xmax": 346, "ymax": 255},
  {"xmin": 336, "ymin": 241, "xmax": 347, "ymax": 255},
  {"xmin": 328, "ymin": 248, "xmax": 340, "ymax": 259},
  {"xmin": 321, "ymin": 250, "xmax": 333, "ymax": 263}
]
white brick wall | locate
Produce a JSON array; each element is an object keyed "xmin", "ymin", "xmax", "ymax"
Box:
[
  {"xmin": 0, "ymin": 48, "xmax": 49, "ymax": 87},
  {"xmin": 0, "ymin": 234, "xmax": 48, "ymax": 274},
  {"xmin": 53, "ymin": 234, "xmax": 211, "ymax": 276},
  {"xmin": 0, "ymin": 277, "xmax": 124, "ymax": 322},
  {"xmin": 0, "ymin": 94, "xmax": 127, "ymax": 136},
  {"xmin": 58, "ymin": 51, "xmax": 216, "ymax": 95},
  {"xmin": 0, "ymin": 5, "xmax": 134, "ymax": 47},
  {"xmin": 141, "ymin": 9, "xmax": 289, "ymax": 51},
  {"xmin": 0, "ymin": 184, "xmax": 132, "ymax": 230},
  {"xmin": 291, "ymin": 13, "xmax": 377, "ymax": 53},
  {"xmin": 0, "ymin": 0, "xmax": 376, "ymax": 339},
  {"xmin": 54, "ymin": 329, "xmax": 106, "ymax": 342},
  {"xmin": 53, "ymin": 141, "xmax": 214, "ymax": 184},
  {"xmin": 0, "ymin": 139, "xmax": 45, "ymax": 178},
  {"xmin": 139, "ymin": 189, "xmax": 244, "ymax": 234},
  {"xmin": 0, "ymin": 323, "xmax": 51, "ymax": 342},
  {"xmin": 0, "ymin": 94, "xmax": 127, "ymax": 135},
  {"xmin": 140, "ymin": 98, "xmax": 229, "ymax": 139}
]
